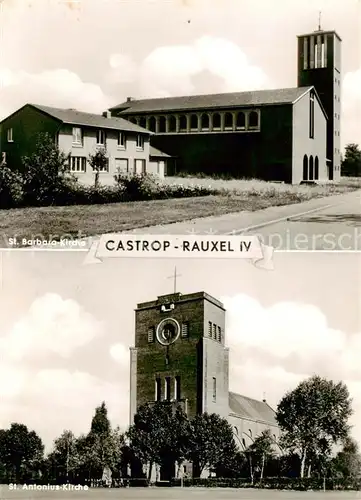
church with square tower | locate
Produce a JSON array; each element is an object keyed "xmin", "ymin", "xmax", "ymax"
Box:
[
  {"xmin": 111, "ymin": 27, "xmax": 342, "ymax": 184},
  {"xmin": 129, "ymin": 289, "xmax": 280, "ymax": 469}
]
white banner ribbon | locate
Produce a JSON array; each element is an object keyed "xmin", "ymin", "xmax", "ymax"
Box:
[{"xmin": 83, "ymin": 234, "xmax": 274, "ymax": 270}]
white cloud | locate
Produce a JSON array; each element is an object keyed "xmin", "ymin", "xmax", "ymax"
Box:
[
  {"xmin": 341, "ymin": 68, "xmax": 361, "ymax": 148},
  {"xmin": 109, "ymin": 342, "xmax": 129, "ymax": 365},
  {"xmin": 223, "ymin": 294, "xmax": 361, "ymax": 444},
  {"xmin": 0, "ymin": 293, "xmax": 103, "ymax": 361},
  {"xmin": 0, "ymin": 68, "xmax": 111, "ymax": 120}
]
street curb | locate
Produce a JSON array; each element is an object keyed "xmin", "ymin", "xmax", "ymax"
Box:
[{"xmin": 225, "ymin": 202, "xmax": 339, "ymax": 235}]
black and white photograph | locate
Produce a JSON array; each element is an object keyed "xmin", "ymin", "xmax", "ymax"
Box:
[
  {"xmin": 0, "ymin": 249, "xmax": 360, "ymax": 498},
  {"xmin": 0, "ymin": 0, "xmax": 360, "ymax": 250}
]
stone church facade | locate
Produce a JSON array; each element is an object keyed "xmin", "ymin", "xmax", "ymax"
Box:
[
  {"xmin": 111, "ymin": 29, "xmax": 342, "ymax": 184},
  {"xmin": 129, "ymin": 290, "xmax": 281, "ymax": 479}
]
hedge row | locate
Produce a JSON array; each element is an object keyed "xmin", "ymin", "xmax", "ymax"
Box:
[{"xmin": 0, "ymin": 167, "xmax": 216, "ymax": 209}]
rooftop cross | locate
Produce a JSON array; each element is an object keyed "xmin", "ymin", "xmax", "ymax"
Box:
[{"xmin": 167, "ymin": 267, "xmax": 181, "ymax": 294}]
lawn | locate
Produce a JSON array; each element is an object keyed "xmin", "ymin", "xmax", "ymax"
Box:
[
  {"xmin": 0, "ymin": 177, "xmax": 360, "ymax": 245},
  {"xmin": 0, "ymin": 486, "xmax": 360, "ymax": 500}
]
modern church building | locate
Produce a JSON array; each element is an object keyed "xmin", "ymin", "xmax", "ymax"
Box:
[
  {"xmin": 129, "ymin": 290, "xmax": 281, "ymax": 479},
  {"xmin": 111, "ymin": 29, "xmax": 342, "ymax": 184}
]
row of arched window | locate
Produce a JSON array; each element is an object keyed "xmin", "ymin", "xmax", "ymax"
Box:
[
  {"xmin": 124, "ymin": 110, "xmax": 260, "ymax": 134},
  {"xmin": 303, "ymin": 154, "xmax": 319, "ymax": 181}
]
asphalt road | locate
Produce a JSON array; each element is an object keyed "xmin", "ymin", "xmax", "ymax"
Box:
[{"xmin": 129, "ymin": 190, "xmax": 361, "ymax": 251}]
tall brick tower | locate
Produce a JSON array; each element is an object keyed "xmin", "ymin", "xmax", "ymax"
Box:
[
  {"xmin": 297, "ymin": 28, "xmax": 342, "ymax": 181},
  {"xmin": 129, "ymin": 291, "xmax": 230, "ymax": 427}
]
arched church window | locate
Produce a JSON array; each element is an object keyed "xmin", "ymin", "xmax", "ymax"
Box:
[
  {"xmin": 249, "ymin": 111, "xmax": 259, "ymax": 128},
  {"xmin": 148, "ymin": 116, "xmax": 156, "ymax": 132},
  {"xmin": 138, "ymin": 117, "xmax": 146, "ymax": 129},
  {"xmin": 224, "ymin": 112, "xmax": 233, "ymax": 130},
  {"xmin": 236, "ymin": 112, "xmax": 245, "ymax": 129},
  {"xmin": 212, "ymin": 113, "xmax": 221, "ymax": 129},
  {"xmin": 190, "ymin": 114, "xmax": 198, "ymax": 130},
  {"xmin": 201, "ymin": 113, "xmax": 209, "ymax": 130},
  {"xmin": 309, "ymin": 155, "xmax": 314, "ymax": 180},
  {"xmin": 158, "ymin": 116, "xmax": 166, "ymax": 133},
  {"xmin": 179, "ymin": 115, "xmax": 187, "ymax": 131},
  {"xmin": 315, "ymin": 156, "xmax": 319, "ymax": 180},
  {"xmin": 303, "ymin": 155, "xmax": 308, "ymax": 181},
  {"xmin": 168, "ymin": 115, "xmax": 176, "ymax": 132},
  {"xmin": 234, "ymin": 426, "xmax": 238, "ymax": 435}
]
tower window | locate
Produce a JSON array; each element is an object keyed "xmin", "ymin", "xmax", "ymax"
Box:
[
  {"xmin": 208, "ymin": 321, "xmax": 212, "ymax": 338},
  {"xmin": 165, "ymin": 377, "xmax": 171, "ymax": 400},
  {"xmin": 155, "ymin": 378, "xmax": 161, "ymax": 401},
  {"xmin": 175, "ymin": 375, "xmax": 181, "ymax": 400},
  {"xmin": 309, "ymin": 92, "xmax": 314, "ymax": 139},
  {"xmin": 181, "ymin": 322, "xmax": 189, "ymax": 337},
  {"xmin": 217, "ymin": 326, "xmax": 222, "ymax": 342},
  {"xmin": 148, "ymin": 327, "xmax": 155, "ymax": 343},
  {"xmin": 212, "ymin": 377, "xmax": 217, "ymax": 402}
]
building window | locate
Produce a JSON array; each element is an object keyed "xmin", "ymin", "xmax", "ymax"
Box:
[
  {"xmin": 181, "ymin": 322, "xmax": 189, "ymax": 337},
  {"xmin": 303, "ymin": 155, "xmax": 308, "ymax": 181},
  {"xmin": 212, "ymin": 377, "xmax": 216, "ymax": 402},
  {"xmin": 201, "ymin": 113, "xmax": 209, "ymax": 130},
  {"xmin": 175, "ymin": 375, "xmax": 181, "ymax": 400},
  {"xmin": 118, "ymin": 131, "xmax": 126, "ymax": 148},
  {"xmin": 148, "ymin": 327, "xmax": 155, "ymax": 343},
  {"xmin": 309, "ymin": 155, "xmax": 314, "ymax": 180},
  {"xmin": 98, "ymin": 158, "xmax": 109, "ymax": 172},
  {"xmin": 236, "ymin": 112, "xmax": 245, "ymax": 129},
  {"xmin": 224, "ymin": 112, "xmax": 233, "ymax": 130},
  {"xmin": 70, "ymin": 156, "xmax": 86, "ymax": 172},
  {"xmin": 148, "ymin": 116, "xmax": 156, "ymax": 132},
  {"xmin": 314, "ymin": 156, "xmax": 319, "ymax": 180},
  {"xmin": 134, "ymin": 158, "xmax": 146, "ymax": 174},
  {"xmin": 155, "ymin": 378, "xmax": 161, "ymax": 401},
  {"xmin": 139, "ymin": 117, "xmax": 146, "ymax": 129},
  {"xmin": 115, "ymin": 158, "xmax": 129, "ymax": 173},
  {"xmin": 7, "ymin": 128, "xmax": 13, "ymax": 142},
  {"xmin": 158, "ymin": 116, "xmax": 166, "ymax": 133},
  {"xmin": 208, "ymin": 321, "xmax": 212, "ymax": 338},
  {"xmin": 72, "ymin": 127, "xmax": 82, "ymax": 145},
  {"xmin": 165, "ymin": 377, "xmax": 171, "ymax": 401},
  {"xmin": 213, "ymin": 323, "xmax": 217, "ymax": 340},
  {"xmin": 179, "ymin": 115, "xmax": 187, "ymax": 131},
  {"xmin": 190, "ymin": 114, "xmax": 198, "ymax": 130},
  {"xmin": 96, "ymin": 129, "xmax": 105, "ymax": 145},
  {"xmin": 212, "ymin": 113, "xmax": 221, "ymax": 129},
  {"xmin": 136, "ymin": 134, "xmax": 144, "ymax": 150},
  {"xmin": 168, "ymin": 115, "xmax": 177, "ymax": 132},
  {"xmin": 249, "ymin": 111, "xmax": 259, "ymax": 128},
  {"xmin": 309, "ymin": 93, "xmax": 315, "ymax": 139},
  {"xmin": 217, "ymin": 326, "xmax": 222, "ymax": 342}
]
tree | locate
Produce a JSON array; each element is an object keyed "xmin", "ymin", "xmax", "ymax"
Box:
[
  {"xmin": 47, "ymin": 430, "xmax": 79, "ymax": 482},
  {"xmin": 331, "ymin": 437, "xmax": 361, "ymax": 479},
  {"xmin": 0, "ymin": 424, "xmax": 44, "ymax": 482},
  {"xmin": 186, "ymin": 413, "xmax": 237, "ymax": 478},
  {"xmin": 276, "ymin": 375, "xmax": 353, "ymax": 478},
  {"xmin": 22, "ymin": 132, "xmax": 76, "ymax": 206},
  {"xmin": 341, "ymin": 143, "xmax": 361, "ymax": 177},
  {"xmin": 127, "ymin": 402, "xmax": 189, "ymax": 481},
  {"xmin": 88, "ymin": 147, "xmax": 108, "ymax": 188},
  {"xmin": 247, "ymin": 429, "xmax": 275, "ymax": 481}
]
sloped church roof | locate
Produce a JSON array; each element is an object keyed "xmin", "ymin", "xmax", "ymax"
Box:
[{"xmin": 229, "ymin": 392, "xmax": 278, "ymax": 426}]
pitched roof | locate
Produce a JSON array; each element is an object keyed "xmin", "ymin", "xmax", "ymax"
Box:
[
  {"xmin": 28, "ymin": 104, "xmax": 152, "ymax": 134},
  {"xmin": 229, "ymin": 391, "xmax": 278, "ymax": 426},
  {"xmin": 149, "ymin": 146, "xmax": 171, "ymax": 158},
  {"xmin": 110, "ymin": 87, "xmax": 313, "ymax": 114}
]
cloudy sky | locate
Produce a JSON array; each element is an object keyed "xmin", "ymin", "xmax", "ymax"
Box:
[
  {"xmin": 0, "ymin": 0, "xmax": 360, "ymax": 150},
  {"xmin": 0, "ymin": 249, "xmax": 360, "ymax": 453}
]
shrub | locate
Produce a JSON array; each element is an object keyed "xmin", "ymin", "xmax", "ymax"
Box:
[
  {"xmin": 114, "ymin": 172, "xmax": 161, "ymax": 201},
  {"xmin": 22, "ymin": 132, "xmax": 78, "ymax": 206},
  {"xmin": 0, "ymin": 165, "xmax": 23, "ymax": 208}
]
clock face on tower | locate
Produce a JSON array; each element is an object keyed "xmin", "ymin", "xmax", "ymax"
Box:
[{"xmin": 156, "ymin": 318, "xmax": 180, "ymax": 346}]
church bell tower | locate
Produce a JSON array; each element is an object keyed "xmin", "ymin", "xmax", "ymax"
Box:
[
  {"xmin": 297, "ymin": 26, "xmax": 342, "ymax": 181},
  {"xmin": 129, "ymin": 291, "xmax": 230, "ymax": 425}
]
